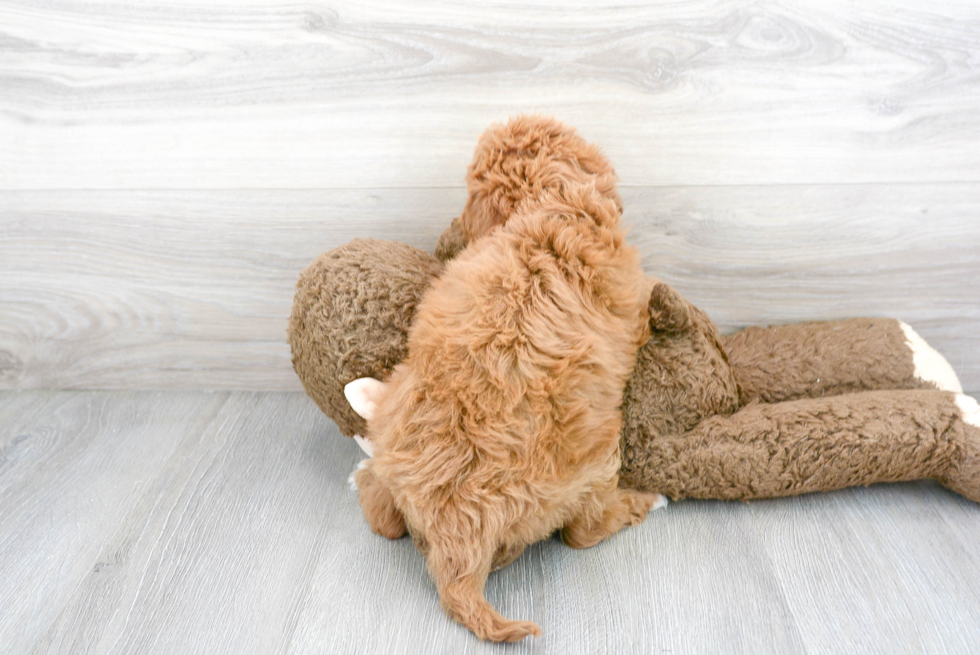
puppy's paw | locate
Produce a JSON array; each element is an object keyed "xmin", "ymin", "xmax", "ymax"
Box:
[{"xmin": 626, "ymin": 491, "xmax": 667, "ymax": 526}]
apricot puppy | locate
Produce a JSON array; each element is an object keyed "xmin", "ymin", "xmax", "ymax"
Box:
[
  {"xmin": 436, "ymin": 114, "xmax": 623, "ymax": 261},
  {"xmin": 353, "ymin": 184, "xmax": 659, "ymax": 642}
]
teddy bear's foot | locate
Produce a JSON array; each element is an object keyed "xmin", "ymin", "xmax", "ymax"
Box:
[
  {"xmin": 900, "ymin": 323, "xmax": 963, "ymax": 393},
  {"xmin": 942, "ymin": 394, "xmax": 980, "ymax": 503},
  {"xmin": 956, "ymin": 394, "xmax": 980, "ymax": 426}
]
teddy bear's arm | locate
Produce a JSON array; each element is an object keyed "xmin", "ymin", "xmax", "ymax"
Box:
[
  {"xmin": 721, "ymin": 318, "xmax": 962, "ymax": 404},
  {"xmin": 628, "ymin": 389, "xmax": 980, "ymax": 503}
]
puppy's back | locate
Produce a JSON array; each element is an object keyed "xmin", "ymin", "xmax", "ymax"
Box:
[{"xmin": 403, "ymin": 185, "xmax": 645, "ymax": 467}]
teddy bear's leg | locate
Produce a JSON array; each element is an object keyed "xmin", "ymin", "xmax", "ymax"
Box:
[
  {"xmin": 721, "ymin": 318, "xmax": 962, "ymax": 404},
  {"xmin": 633, "ymin": 389, "xmax": 980, "ymax": 503},
  {"xmin": 560, "ymin": 478, "xmax": 666, "ymax": 549}
]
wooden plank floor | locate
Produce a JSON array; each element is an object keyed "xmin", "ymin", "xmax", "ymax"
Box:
[{"xmin": 2, "ymin": 390, "xmax": 979, "ymax": 654}]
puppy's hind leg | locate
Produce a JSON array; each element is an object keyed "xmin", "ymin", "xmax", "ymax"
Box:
[
  {"xmin": 354, "ymin": 463, "xmax": 407, "ymax": 539},
  {"xmin": 562, "ymin": 478, "xmax": 664, "ymax": 549},
  {"xmin": 491, "ymin": 541, "xmax": 526, "ymax": 572},
  {"xmin": 427, "ymin": 533, "xmax": 541, "ymax": 642}
]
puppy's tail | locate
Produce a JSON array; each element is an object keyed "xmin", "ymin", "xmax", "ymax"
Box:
[{"xmin": 427, "ymin": 537, "xmax": 541, "ymax": 642}]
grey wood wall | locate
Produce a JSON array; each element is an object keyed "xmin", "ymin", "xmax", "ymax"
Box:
[{"xmin": 2, "ymin": 0, "xmax": 978, "ymax": 392}]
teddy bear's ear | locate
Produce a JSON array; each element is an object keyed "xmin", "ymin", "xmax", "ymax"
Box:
[
  {"xmin": 344, "ymin": 377, "xmax": 388, "ymax": 421},
  {"xmin": 648, "ymin": 282, "xmax": 692, "ymax": 333}
]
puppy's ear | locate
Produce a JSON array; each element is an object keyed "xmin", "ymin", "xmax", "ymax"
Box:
[
  {"xmin": 648, "ymin": 282, "xmax": 692, "ymax": 333},
  {"xmin": 344, "ymin": 377, "xmax": 388, "ymax": 421}
]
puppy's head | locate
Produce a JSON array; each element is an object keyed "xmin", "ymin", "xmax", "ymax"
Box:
[{"xmin": 459, "ymin": 115, "xmax": 621, "ymax": 242}]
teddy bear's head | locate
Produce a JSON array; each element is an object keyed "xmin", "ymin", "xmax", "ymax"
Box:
[{"xmin": 287, "ymin": 238, "xmax": 443, "ymax": 439}]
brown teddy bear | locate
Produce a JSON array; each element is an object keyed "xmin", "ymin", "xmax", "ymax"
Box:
[
  {"xmin": 290, "ymin": 237, "xmax": 979, "ymax": 505},
  {"xmin": 288, "ymin": 115, "xmax": 979, "ymax": 506}
]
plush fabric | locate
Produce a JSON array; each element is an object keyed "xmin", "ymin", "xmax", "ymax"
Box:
[
  {"xmin": 722, "ymin": 318, "xmax": 926, "ymax": 404},
  {"xmin": 616, "ymin": 282, "xmax": 977, "ymax": 502},
  {"xmin": 288, "ymin": 239, "xmax": 443, "ymax": 438},
  {"xmin": 628, "ymin": 388, "xmax": 977, "ymax": 501}
]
